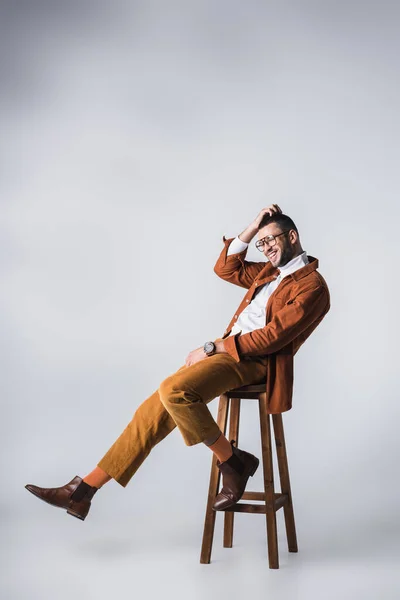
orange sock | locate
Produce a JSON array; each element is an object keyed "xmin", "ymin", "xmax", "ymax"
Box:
[
  {"xmin": 204, "ymin": 433, "xmax": 234, "ymax": 463},
  {"xmin": 83, "ymin": 466, "xmax": 112, "ymax": 488}
]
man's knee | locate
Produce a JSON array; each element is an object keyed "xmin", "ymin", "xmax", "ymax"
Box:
[
  {"xmin": 158, "ymin": 376, "xmax": 173, "ymax": 402},
  {"xmin": 158, "ymin": 375, "xmax": 200, "ymax": 406}
]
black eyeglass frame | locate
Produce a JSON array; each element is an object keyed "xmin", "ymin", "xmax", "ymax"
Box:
[{"xmin": 255, "ymin": 230, "xmax": 291, "ymax": 251}]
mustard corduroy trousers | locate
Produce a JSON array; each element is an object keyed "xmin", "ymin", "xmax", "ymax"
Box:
[{"xmin": 97, "ymin": 350, "xmax": 268, "ymax": 487}]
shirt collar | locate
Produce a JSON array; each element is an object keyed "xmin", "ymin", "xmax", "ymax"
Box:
[
  {"xmin": 276, "ymin": 250, "xmax": 308, "ymax": 278},
  {"xmin": 257, "ymin": 251, "xmax": 319, "ymax": 283}
]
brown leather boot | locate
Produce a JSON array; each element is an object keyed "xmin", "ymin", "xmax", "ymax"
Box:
[
  {"xmin": 25, "ymin": 475, "xmax": 98, "ymax": 521},
  {"xmin": 212, "ymin": 440, "xmax": 259, "ymax": 511}
]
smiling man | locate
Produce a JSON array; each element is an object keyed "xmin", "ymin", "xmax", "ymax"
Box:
[{"xmin": 25, "ymin": 205, "xmax": 330, "ymax": 521}]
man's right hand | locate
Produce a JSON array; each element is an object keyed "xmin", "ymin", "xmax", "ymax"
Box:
[
  {"xmin": 251, "ymin": 204, "xmax": 283, "ymax": 229},
  {"xmin": 238, "ymin": 204, "xmax": 283, "ymax": 244}
]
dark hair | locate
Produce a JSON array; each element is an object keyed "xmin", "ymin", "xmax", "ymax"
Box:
[{"xmin": 257, "ymin": 212, "xmax": 299, "ymax": 235}]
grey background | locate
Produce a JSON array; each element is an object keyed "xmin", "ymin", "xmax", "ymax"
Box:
[{"xmin": 1, "ymin": 1, "xmax": 399, "ymax": 599}]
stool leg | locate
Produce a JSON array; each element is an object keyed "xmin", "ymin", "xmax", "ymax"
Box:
[
  {"xmin": 258, "ymin": 392, "xmax": 279, "ymax": 569},
  {"xmin": 200, "ymin": 393, "xmax": 230, "ymax": 564},
  {"xmin": 223, "ymin": 397, "xmax": 241, "ymax": 548},
  {"xmin": 272, "ymin": 414, "xmax": 298, "ymax": 553}
]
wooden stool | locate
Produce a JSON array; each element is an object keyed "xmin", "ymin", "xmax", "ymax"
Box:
[{"xmin": 200, "ymin": 384, "xmax": 298, "ymax": 568}]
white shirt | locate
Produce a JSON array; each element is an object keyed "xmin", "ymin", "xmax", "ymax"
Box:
[{"xmin": 226, "ymin": 236, "xmax": 309, "ymax": 336}]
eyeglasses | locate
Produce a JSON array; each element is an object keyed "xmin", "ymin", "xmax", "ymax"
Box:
[{"xmin": 255, "ymin": 230, "xmax": 290, "ymax": 252}]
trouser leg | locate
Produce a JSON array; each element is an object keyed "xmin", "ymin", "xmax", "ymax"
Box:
[
  {"xmin": 97, "ymin": 354, "xmax": 266, "ymax": 488},
  {"xmin": 158, "ymin": 353, "xmax": 267, "ymax": 446},
  {"xmin": 97, "ymin": 385, "xmax": 179, "ymax": 488}
]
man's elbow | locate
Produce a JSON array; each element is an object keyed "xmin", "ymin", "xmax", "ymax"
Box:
[{"xmin": 213, "ymin": 263, "xmax": 227, "ymax": 279}]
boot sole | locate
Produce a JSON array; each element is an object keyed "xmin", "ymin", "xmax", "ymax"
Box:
[{"xmin": 67, "ymin": 509, "xmax": 86, "ymax": 521}]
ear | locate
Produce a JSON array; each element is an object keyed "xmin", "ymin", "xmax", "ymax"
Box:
[{"xmin": 288, "ymin": 229, "xmax": 298, "ymax": 244}]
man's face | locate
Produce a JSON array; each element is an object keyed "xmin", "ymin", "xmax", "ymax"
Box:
[{"xmin": 257, "ymin": 223, "xmax": 297, "ymax": 268}]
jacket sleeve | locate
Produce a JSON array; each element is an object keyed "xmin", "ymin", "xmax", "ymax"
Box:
[
  {"xmin": 214, "ymin": 235, "xmax": 266, "ymax": 289},
  {"xmin": 223, "ymin": 284, "xmax": 330, "ymax": 362}
]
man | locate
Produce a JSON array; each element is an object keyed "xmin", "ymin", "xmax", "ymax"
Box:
[{"xmin": 25, "ymin": 204, "xmax": 330, "ymax": 520}]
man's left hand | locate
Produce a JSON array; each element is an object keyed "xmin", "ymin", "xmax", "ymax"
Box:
[{"xmin": 185, "ymin": 339, "xmax": 226, "ymax": 367}]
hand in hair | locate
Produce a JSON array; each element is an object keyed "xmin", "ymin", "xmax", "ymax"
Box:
[
  {"xmin": 252, "ymin": 204, "xmax": 283, "ymax": 229},
  {"xmin": 237, "ymin": 205, "xmax": 284, "ymax": 244}
]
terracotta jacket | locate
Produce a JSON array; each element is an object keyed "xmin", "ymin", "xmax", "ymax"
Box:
[{"xmin": 214, "ymin": 236, "xmax": 331, "ymax": 413}]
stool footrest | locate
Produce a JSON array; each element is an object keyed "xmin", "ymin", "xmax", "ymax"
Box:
[
  {"xmin": 221, "ymin": 502, "xmax": 267, "ymax": 514},
  {"xmin": 242, "ymin": 491, "xmax": 289, "ymax": 507},
  {"xmin": 217, "ymin": 492, "xmax": 288, "ymax": 514}
]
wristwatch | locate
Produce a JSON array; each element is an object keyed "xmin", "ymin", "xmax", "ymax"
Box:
[{"xmin": 203, "ymin": 341, "xmax": 216, "ymax": 356}]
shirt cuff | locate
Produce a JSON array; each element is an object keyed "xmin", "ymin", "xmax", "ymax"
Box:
[{"xmin": 226, "ymin": 236, "xmax": 249, "ymax": 256}]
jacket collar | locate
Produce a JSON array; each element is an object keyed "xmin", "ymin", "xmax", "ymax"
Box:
[
  {"xmin": 290, "ymin": 255, "xmax": 319, "ymax": 280},
  {"xmin": 258, "ymin": 255, "xmax": 319, "ymax": 282}
]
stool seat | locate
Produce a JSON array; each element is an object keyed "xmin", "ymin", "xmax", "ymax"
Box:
[
  {"xmin": 226, "ymin": 382, "xmax": 266, "ymax": 397},
  {"xmin": 200, "ymin": 382, "xmax": 298, "ymax": 568}
]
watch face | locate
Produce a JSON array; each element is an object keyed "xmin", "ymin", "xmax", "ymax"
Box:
[{"xmin": 204, "ymin": 342, "xmax": 215, "ymax": 354}]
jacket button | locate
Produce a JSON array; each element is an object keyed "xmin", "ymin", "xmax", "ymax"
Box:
[
  {"xmin": 235, "ymin": 315, "xmax": 238, "ymax": 319},
  {"xmin": 246, "ymin": 299, "xmax": 249, "ymax": 303}
]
